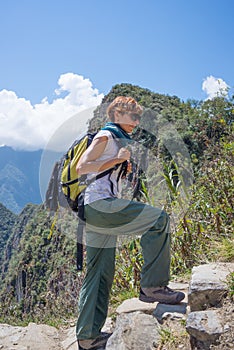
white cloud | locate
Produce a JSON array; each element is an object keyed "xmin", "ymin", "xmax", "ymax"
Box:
[
  {"xmin": 202, "ymin": 75, "xmax": 229, "ymax": 100},
  {"xmin": 0, "ymin": 73, "xmax": 104, "ymax": 151}
]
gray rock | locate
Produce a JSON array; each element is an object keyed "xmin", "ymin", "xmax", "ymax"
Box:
[
  {"xmin": 116, "ymin": 297, "xmax": 158, "ymax": 315},
  {"xmin": 106, "ymin": 311, "xmax": 161, "ymax": 350},
  {"xmin": 161, "ymin": 311, "xmax": 187, "ymax": 322},
  {"xmin": 188, "ymin": 262, "xmax": 234, "ymax": 311},
  {"xmin": 153, "ymin": 302, "xmax": 188, "ymax": 323},
  {"xmin": 60, "ymin": 326, "xmax": 77, "ymax": 350},
  {"xmin": 0, "ymin": 323, "xmax": 59, "ymax": 350},
  {"xmin": 186, "ymin": 310, "xmax": 224, "ymax": 349}
]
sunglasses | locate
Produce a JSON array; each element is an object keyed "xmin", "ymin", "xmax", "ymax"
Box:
[{"xmin": 129, "ymin": 113, "xmax": 141, "ymax": 121}]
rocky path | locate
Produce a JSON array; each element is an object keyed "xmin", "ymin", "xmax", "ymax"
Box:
[{"xmin": 0, "ymin": 262, "xmax": 233, "ymax": 350}]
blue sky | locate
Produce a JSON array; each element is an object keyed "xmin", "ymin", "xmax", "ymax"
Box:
[{"xmin": 0, "ymin": 0, "xmax": 233, "ymax": 150}]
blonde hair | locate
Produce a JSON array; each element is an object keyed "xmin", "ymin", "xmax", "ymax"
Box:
[{"xmin": 107, "ymin": 96, "xmax": 143, "ymax": 121}]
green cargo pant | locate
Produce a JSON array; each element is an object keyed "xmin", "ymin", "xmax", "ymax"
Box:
[{"xmin": 76, "ymin": 198, "xmax": 170, "ymax": 340}]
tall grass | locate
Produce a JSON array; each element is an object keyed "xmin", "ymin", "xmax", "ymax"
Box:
[{"xmin": 112, "ymin": 138, "xmax": 234, "ymax": 295}]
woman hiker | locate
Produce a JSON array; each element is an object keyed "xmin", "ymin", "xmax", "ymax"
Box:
[{"xmin": 75, "ymin": 96, "xmax": 185, "ymax": 350}]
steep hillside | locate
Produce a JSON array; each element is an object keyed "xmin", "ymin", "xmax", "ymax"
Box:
[
  {"xmin": 0, "ymin": 146, "xmax": 42, "ymax": 213},
  {"xmin": 0, "ymin": 204, "xmax": 84, "ymax": 324},
  {"xmin": 0, "ymin": 203, "xmax": 17, "ymax": 270}
]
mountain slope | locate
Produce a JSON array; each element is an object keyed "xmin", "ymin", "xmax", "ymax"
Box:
[
  {"xmin": 0, "ymin": 146, "xmax": 43, "ymax": 213},
  {"xmin": 0, "ymin": 203, "xmax": 17, "ymax": 270},
  {"xmin": 0, "ymin": 203, "xmax": 83, "ymax": 324}
]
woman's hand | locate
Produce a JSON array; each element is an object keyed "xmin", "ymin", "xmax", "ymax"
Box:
[{"xmin": 117, "ymin": 147, "xmax": 131, "ymax": 162}]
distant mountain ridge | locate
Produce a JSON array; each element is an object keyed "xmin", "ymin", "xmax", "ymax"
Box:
[{"xmin": 0, "ymin": 146, "xmax": 43, "ymax": 213}]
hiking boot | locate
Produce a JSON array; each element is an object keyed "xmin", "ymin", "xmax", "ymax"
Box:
[
  {"xmin": 139, "ymin": 286, "xmax": 185, "ymax": 304},
  {"xmin": 78, "ymin": 332, "xmax": 112, "ymax": 350}
]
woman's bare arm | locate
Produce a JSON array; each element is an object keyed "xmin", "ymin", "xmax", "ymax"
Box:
[{"xmin": 76, "ymin": 136, "xmax": 130, "ymax": 175}]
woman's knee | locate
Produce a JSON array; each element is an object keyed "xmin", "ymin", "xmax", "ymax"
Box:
[{"xmin": 156, "ymin": 209, "xmax": 169, "ymax": 231}]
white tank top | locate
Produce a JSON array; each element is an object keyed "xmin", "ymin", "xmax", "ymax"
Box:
[{"xmin": 84, "ymin": 130, "xmax": 123, "ymax": 205}]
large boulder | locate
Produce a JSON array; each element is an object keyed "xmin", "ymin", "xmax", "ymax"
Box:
[
  {"xmin": 186, "ymin": 310, "xmax": 224, "ymax": 349},
  {"xmin": 106, "ymin": 311, "xmax": 161, "ymax": 350},
  {"xmin": 188, "ymin": 262, "xmax": 234, "ymax": 312}
]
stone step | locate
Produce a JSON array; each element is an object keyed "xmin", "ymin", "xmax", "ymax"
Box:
[{"xmin": 188, "ymin": 262, "xmax": 234, "ymax": 311}]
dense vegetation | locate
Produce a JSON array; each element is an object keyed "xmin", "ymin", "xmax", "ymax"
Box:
[
  {"xmin": 0, "ymin": 203, "xmax": 83, "ymax": 325},
  {"xmin": 0, "ymin": 203, "xmax": 17, "ymax": 269},
  {"xmin": 0, "ymin": 83, "xmax": 233, "ymax": 325},
  {"xmin": 108, "ymin": 84, "xmax": 234, "ymax": 294}
]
